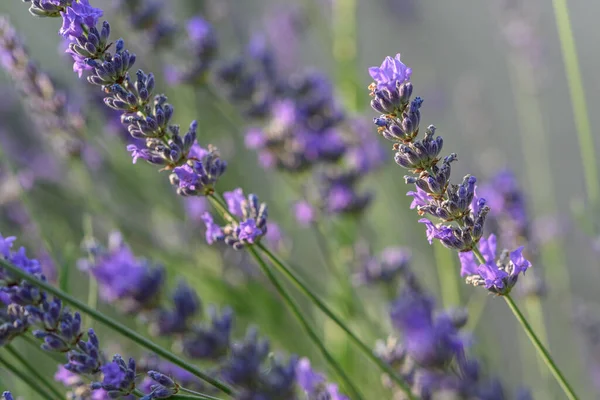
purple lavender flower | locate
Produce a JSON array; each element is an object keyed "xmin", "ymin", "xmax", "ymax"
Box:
[
  {"xmin": 459, "ymin": 234, "xmax": 531, "ymax": 295},
  {"xmin": 202, "ymin": 190, "xmax": 268, "ymax": 249},
  {"xmin": 220, "ymin": 328, "xmax": 298, "ymax": 398},
  {"xmin": 91, "ymin": 355, "xmax": 136, "ymax": 397},
  {"xmin": 142, "ymin": 371, "xmax": 179, "ymax": 399},
  {"xmin": 201, "ymin": 212, "xmax": 224, "ymax": 245},
  {"xmin": 58, "ymin": 0, "xmax": 103, "ymax": 38},
  {"xmin": 369, "ymin": 54, "xmax": 494, "ymax": 260},
  {"xmin": 138, "ymin": 356, "xmax": 205, "ymax": 392},
  {"xmin": 295, "ymin": 358, "xmax": 349, "ymax": 400},
  {"xmin": 79, "ymin": 232, "xmax": 164, "ymax": 312},
  {"xmin": 1, "ymin": 392, "xmax": 14, "ymax": 400},
  {"xmin": 170, "ymin": 144, "xmax": 227, "ymax": 196},
  {"xmin": 407, "ymin": 186, "xmax": 430, "ymax": 209},
  {"xmin": 237, "ymin": 220, "xmax": 263, "ymax": 244},
  {"xmin": 55, "ymin": 364, "xmax": 110, "ymax": 398},
  {"xmin": 390, "ymin": 290, "xmax": 464, "ymax": 368},
  {"xmin": 181, "ymin": 306, "xmax": 233, "ymax": 360},
  {"xmin": 224, "ymin": 188, "xmax": 246, "ymax": 217},
  {"xmin": 368, "ymin": 53, "xmax": 412, "ymax": 90}
]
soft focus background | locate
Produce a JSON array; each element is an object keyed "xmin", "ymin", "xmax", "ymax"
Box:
[{"xmin": 0, "ymin": 0, "xmax": 599, "ymax": 398}]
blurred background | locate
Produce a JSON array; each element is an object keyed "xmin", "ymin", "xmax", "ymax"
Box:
[{"xmin": 0, "ymin": 0, "xmax": 599, "ymax": 398}]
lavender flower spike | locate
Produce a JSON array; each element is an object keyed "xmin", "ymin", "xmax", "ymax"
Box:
[
  {"xmin": 202, "ymin": 189, "xmax": 268, "ymax": 249},
  {"xmin": 26, "ymin": 0, "xmax": 227, "ymax": 197},
  {"xmin": 368, "ymin": 54, "xmax": 536, "ymax": 297}
]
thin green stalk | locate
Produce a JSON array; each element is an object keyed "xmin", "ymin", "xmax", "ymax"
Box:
[
  {"xmin": 0, "ymin": 353, "xmax": 55, "ymax": 399},
  {"xmin": 470, "ymin": 248, "xmax": 577, "ymax": 399},
  {"xmin": 247, "ymin": 246, "xmax": 365, "ymax": 400},
  {"xmin": 208, "ymin": 194, "xmax": 410, "ymax": 397},
  {"xmin": 433, "ymin": 242, "xmax": 461, "ymax": 307},
  {"xmin": 312, "ymin": 222, "xmax": 343, "ymax": 281},
  {"xmin": 179, "ymin": 386, "xmax": 226, "ymax": 400},
  {"xmin": 5, "ymin": 344, "xmax": 63, "ymax": 400},
  {"xmin": 506, "ymin": 46, "xmax": 581, "ymax": 391},
  {"xmin": 504, "ymin": 295, "xmax": 578, "ymax": 400},
  {"xmin": 552, "ymin": 0, "xmax": 599, "ymax": 207},
  {"xmin": 256, "ymin": 243, "xmax": 414, "ymax": 398},
  {"xmin": 0, "ymin": 258, "xmax": 235, "ymax": 397}
]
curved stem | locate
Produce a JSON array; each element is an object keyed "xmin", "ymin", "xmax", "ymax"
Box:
[
  {"xmin": 5, "ymin": 344, "xmax": 64, "ymax": 400},
  {"xmin": 471, "ymin": 247, "xmax": 577, "ymax": 399},
  {"xmin": 504, "ymin": 295, "xmax": 578, "ymax": 400},
  {"xmin": 208, "ymin": 194, "xmax": 409, "ymax": 397},
  {"xmin": 0, "ymin": 259, "xmax": 235, "ymax": 397},
  {"xmin": 256, "ymin": 243, "xmax": 415, "ymax": 398},
  {"xmin": 246, "ymin": 245, "xmax": 365, "ymax": 400},
  {"xmin": 0, "ymin": 353, "xmax": 55, "ymax": 399}
]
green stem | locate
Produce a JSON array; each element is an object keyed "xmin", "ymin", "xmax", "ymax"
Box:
[
  {"xmin": 179, "ymin": 386, "xmax": 226, "ymax": 400},
  {"xmin": 470, "ymin": 248, "xmax": 577, "ymax": 399},
  {"xmin": 256, "ymin": 243, "xmax": 414, "ymax": 398},
  {"xmin": 246, "ymin": 245, "xmax": 365, "ymax": 400},
  {"xmin": 311, "ymin": 222, "xmax": 343, "ymax": 281},
  {"xmin": 504, "ymin": 295, "xmax": 578, "ymax": 400},
  {"xmin": 0, "ymin": 353, "xmax": 55, "ymax": 399},
  {"xmin": 551, "ymin": 0, "xmax": 599, "ymax": 207},
  {"xmin": 5, "ymin": 344, "xmax": 64, "ymax": 400},
  {"xmin": 208, "ymin": 194, "xmax": 409, "ymax": 397},
  {"xmin": 0, "ymin": 259, "xmax": 235, "ymax": 397}
]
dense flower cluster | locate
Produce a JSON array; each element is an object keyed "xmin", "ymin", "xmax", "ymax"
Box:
[
  {"xmin": 376, "ymin": 259, "xmax": 531, "ymax": 399},
  {"xmin": 368, "ymin": 54, "xmax": 531, "ymax": 295},
  {"xmin": 0, "ymin": 17, "xmax": 86, "ymax": 157},
  {"xmin": 216, "ymin": 36, "xmax": 380, "ymax": 220},
  {"xmin": 80, "ymin": 232, "xmax": 345, "ymax": 398},
  {"xmin": 0, "ymin": 233, "xmax": 187, "ymax": 399},
  {"xmin": 79, "ymin": 232, "xmax": 164, "ymax": 313}
]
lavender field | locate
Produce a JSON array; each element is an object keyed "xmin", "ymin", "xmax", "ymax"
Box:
[{"xmin": 0, "ymin": 0, "xmax": 598, "ymax": 399}]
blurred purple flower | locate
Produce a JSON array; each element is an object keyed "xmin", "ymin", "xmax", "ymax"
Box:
[{"xmin": 294, "ymin": 200, "xmax": 315, "ymax": 226}]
